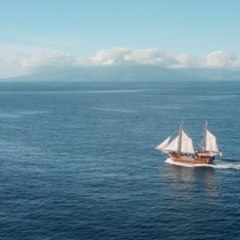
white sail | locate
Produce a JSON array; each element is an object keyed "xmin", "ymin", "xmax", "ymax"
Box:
[
  {"xmin": 205, "ymin": 129, "xmax": 219, "ymax": 153},
  {"xmin": 155, "ymin": 136, "xmax": 171, "ymax": 151},
  {"xmin": 164, "ymin": 135, "xmax": 179, "ymax": 152},
  {"xmin": 180, "ymin": 130, "xmax": 195, "ymax": 154}
]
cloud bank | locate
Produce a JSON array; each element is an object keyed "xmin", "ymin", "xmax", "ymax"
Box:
[
  {"xmin": 1, "ymin": 47, "xmax": 240, "ymax": 80},
  {"xmin": 9, "ymin": 48, "xmax": 240, "ymax": 72}
]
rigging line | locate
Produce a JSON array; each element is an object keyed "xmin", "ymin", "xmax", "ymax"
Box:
[{"xmin": 165, "ymin": 125, "xmax": 179, "ymax": 139}]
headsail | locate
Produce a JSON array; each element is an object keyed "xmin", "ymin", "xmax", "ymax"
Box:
[
  {"xmin": 155, "ymin": 136, "xmax": 171, "ymax": 151},
  {"xmin": 164, "ymin": 135, "xmax": 179, "ymax": 152}
]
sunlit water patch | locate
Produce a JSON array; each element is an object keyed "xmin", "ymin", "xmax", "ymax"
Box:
[
  {"xmin": 93, "ymin": 107, "xmax": 133, "ymax": 113},
  {"xmin": 0, "ymin": 110, "xmax": 49, "ymax": 118}
]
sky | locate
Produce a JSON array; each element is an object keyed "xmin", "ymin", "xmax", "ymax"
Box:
[{"xmin": 1, "ymin": 0, "xmax": 240, "ymax": 79}]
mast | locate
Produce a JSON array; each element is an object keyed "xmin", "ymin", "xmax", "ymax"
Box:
[{"xmin": 178, "ymin": 121, "xmax": 183, "ymax": 153}]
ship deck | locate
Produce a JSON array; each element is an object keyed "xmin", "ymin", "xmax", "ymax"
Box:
[{"xmin": 169, "ymin": 152, "xmax": 214, "ymax": 164}]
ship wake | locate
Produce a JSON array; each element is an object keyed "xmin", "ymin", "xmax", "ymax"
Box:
[{"xmin": 165, "ymin": 158, "xmax": 240, "ymax": 170}]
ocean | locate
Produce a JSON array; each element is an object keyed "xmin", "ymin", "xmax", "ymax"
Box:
[{"xmin": 0, "ymin": 80, "xmax": 240, "ymax": 240}]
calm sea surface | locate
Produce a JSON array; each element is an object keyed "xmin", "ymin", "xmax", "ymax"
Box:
[{"xmin": 0, "ymin": 80, "xmax": 240, "ymax": 240}]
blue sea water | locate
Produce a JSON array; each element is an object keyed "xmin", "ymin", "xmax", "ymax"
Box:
[{"xmin": 0, "ymin": 80, "xmax": 240, "ymax": 240}]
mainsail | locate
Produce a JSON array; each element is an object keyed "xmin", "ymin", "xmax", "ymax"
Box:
[{"xmin": 180, "ymin": 130, "xmax": 195, "ymax": 154}]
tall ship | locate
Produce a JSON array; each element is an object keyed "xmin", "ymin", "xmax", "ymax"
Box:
[{"xmin": 155, "ymin": 122, "xmax": 223, "ymax": 164}]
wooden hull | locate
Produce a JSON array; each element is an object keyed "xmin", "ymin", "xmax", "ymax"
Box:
[{"xmin": 168, "ymin": 152, "xmax": 214, "ymax": 164}]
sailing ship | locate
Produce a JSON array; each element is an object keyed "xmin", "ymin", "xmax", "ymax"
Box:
[{"xmin": 155, "ymin": 122, "xmax": 223, "ymax": 164}]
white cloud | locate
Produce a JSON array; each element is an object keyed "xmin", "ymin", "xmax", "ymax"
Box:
[
  {"xmin": 11, "ymin": 51, "xmax": 76, "ymax": 71},
  {"xmin": 91, "ymin": 48, "xmax": 132, "ymax": 66},
  {"xmin": 205, "ymin": 51, "xmax": 240, "ymax": 68},
  {"xmin": 0, "ymin": 43, "xmax": 46, "ymax": 77},
  {"xmin": 124, "ymin": 49, "xmax": 176, "ymax": 66},
  {"xmin": 81, "ymin": 48, "xmax": 198, "ymax": 68}
]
